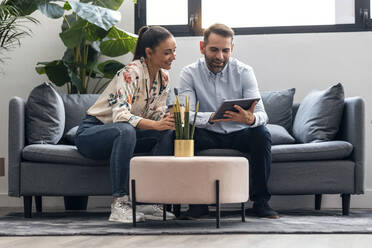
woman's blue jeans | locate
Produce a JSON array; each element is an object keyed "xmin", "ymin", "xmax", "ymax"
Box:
[{"xmin": 75, "ymin": 115, "xmax": 174, "ymax": 197}]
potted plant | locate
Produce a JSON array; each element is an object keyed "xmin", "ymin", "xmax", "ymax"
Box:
[
  {"xmin": 0, "ymin": 0, "xmax": 38, "ymax": 68},
  {"xmin": 173, "ymin": 96, "xmax": 199, "ymax": 157},
  {"xmin": 9, "ymin": 0, "xmax": 137, "ymax": 94}
]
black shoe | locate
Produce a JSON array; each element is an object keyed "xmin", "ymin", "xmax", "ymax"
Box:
[
  {"xmin": 252, "ymin": 201, "xmax": 279, "ymax": 219},
  {"xmin": 179, "ymin": 205, "xmax": 210, "ymax": 220}
]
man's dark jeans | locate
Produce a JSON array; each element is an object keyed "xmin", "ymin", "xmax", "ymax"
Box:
[
  {"xmin": 194, "ymin": 125, "xmax": 272, "ymax": 202},
  {"xmin": 75, "ymin": 115, "xmax": 174, "ymax": 197}
]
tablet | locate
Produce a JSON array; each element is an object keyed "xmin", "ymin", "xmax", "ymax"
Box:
[{"xmin": 211, "ymin": 98, "xmax": 260, "ymax": 120}]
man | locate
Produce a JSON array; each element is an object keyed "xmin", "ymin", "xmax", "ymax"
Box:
[{"xmin": 179, "ymin": 23, "xmax": 278, "ymax": 219}]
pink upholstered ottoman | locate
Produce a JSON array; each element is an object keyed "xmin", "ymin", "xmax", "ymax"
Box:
[{"xmin": 130, "ymin": 156, "xmax": 249, "ymax": 228}]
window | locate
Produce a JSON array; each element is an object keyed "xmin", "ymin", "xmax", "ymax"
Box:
[
  {"xmin": 202, "ymin": 0, "xmax": 351, "ymax": 28},
  {"xmin": 135, "ymin": 0, "xmax": 372, "ymax": 36}
]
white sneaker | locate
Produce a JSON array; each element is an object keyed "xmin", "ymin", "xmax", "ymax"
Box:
[
  {"xmin": 109, "ymin": 195, "xmax": 145, "ymax": 223},
  {"xmin": 137, "ymin": 204, "xmax": 176, "ymax": 221}
]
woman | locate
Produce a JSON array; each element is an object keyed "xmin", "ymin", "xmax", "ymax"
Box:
[{"xmin": 75, "ymin": 26, "xmax": 177, "ymax": 223}]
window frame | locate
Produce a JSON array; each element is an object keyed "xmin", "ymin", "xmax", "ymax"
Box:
[{"xmin": 135, "ymin": 0, "xmax": 372, "ymax": 36}]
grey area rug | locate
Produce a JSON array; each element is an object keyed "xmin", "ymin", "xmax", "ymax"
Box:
[{"xmin": 1, "ymin": 209, "xmax": 372, "ymax": 236}]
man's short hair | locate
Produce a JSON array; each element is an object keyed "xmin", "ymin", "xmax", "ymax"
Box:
[{"xmin": 203, "ymin": 23, "xmax": 234, "ymax": 44}]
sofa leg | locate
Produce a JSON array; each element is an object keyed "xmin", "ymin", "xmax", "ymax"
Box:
[
  {"xmin": 341, "ymin": 194, "xmax": 351, "ymax": 216},
  {"xmin": 35, "ymin": 196, "xmax": 42, "ymax": 213},
  {"xmin": 315, "ymin": 194, "xmax": 322, "ymax": 210},
  {"xmin": 23, "ymin": 196, "xmax": 32, "ymax": 218},
  {"xmin": 64, "ymin": 196, "xmax": 88, "ymax": 210}
]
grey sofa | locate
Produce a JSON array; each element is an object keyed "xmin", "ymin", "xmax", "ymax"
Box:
[{"xmin": 8, "ymin": 94, "xmax": 365, "ymax": 218}]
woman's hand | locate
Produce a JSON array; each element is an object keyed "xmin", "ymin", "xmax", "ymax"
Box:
[{"xmin": 155, "ymin": 113, "xmax": 175, "ymax": 130}]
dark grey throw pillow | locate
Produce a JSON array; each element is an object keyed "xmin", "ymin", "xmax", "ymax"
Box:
[
  {"xmin": 60, "ymin": 94, "xmax": 99, "ymax": 135},
  {"xmin": 266, "ymin": 124, "xmax": 296, "ymax": 145},
  {"xmin": 26, "ymin": 82, "xmax": 65, "ymax": 144},
  {"xmin": 292, "ymin": 83, "xmax": 345, "ymax": 143},
  {"xmin": 261, "ymin": 88, "xmax": 296, "ymax": 131}
]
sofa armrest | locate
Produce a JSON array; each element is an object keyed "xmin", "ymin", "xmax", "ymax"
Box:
[
  {"xmin": 8, "ymin": 97, "xmax": 26, "ymax": 197},
  {"xmin": 338, "ymin": 97, "xmax": 365, "ymax": 194}
]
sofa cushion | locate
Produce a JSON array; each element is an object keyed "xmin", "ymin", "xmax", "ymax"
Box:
[
  {"xmin": 261, "ymin": 88, "xmax": 296, "ymax": 132},
  {"xmin": 60, "ymin": 94, "xmax": 99, "ymax": 136},
  {"xmin": 292, "ymin": 83, "xmax": 345, "ymax": 143},
  {"xmin": 26, "ymin": 82, "xmax": 65, "ymax": 144},
  {"xmin": 61, "ymin": 123, "xmax": 297, "ymax": 147},
  {"xmin": 22, "ymin": 144, "xmax": 151, "ymax": 166},
  {"xmin": 197, "ymin": 141, "xmax": 353, "ymax": 162},
  {"xmin": 22, "ymin": 144, "xmax": 108, "ymax": 167},
  {"xmin": 271, "ymin": 141, "xmax": 353, "ymax": 162},
  {"xmin": 266, "ymin": 124, "xmax": 295, "ymax": 145}
]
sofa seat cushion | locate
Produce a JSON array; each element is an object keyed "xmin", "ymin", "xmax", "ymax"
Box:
[
  {"xmin": 22, "ymin": 144, "xmax": 108, "ymax": 167},
  {"xmin": 271, "ymin": 141, "xmax": 353, "ymax": 162},
  {"xmin": 197, "ymin": 141, "xmax": 353, "ymax": 162}
]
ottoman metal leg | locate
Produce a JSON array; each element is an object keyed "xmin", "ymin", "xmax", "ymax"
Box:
[
  {"xmin": 131, "ymin": 179, "xmax": 136, "ymax": 227},
  {"xmin": 163, "ymin": 204, "xmax": 166, "ymax": 221},
  {"xmin": 173, "ymin": 204, "xmax": 181, "ymax": 217},
  {"xmin": 241, "ymin": 202, "xmax": 245, "ymax": 222},
  {"xmin": 216, "ymin": 180, "xmax": 220, "ymax": 228}
]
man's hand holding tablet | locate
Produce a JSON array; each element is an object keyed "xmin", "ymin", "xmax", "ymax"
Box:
[{"xmin": 209, "ymin": 98, "xmax": 260, "ymax": 125}]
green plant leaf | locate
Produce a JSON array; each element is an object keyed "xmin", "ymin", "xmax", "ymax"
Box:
[
  {"xmin": 91, "ymin": 41, "xmax": 101, "ymax": 52},
  {"xmin": 66, "ymin": 65, "xmax": 85, "ymax": 93},
  {"xmin": 35, "ymin": 64, "xmax": 46, "ymax": 74},
  {"xmin": 100, "ymin": 27, "xmax": 137, "ymax": 57},
  {"xmin": 38, "ymin": 2, "xmax": 65, "ymax": 19},
  {"xmin": 85, "ymin": 45, "xmax": 100, "ymax": 77},
  {"xmin": 86, "ymin": 44, "xmax": 100, "ymax": 64},
  {"xmin": 67, "ymin": 0, "xmax": 121, "ymax": 31},
  {"xmin": 80, "ymin": 0, "xmax": 124, "ymax": 10},
  {"xmin": 85, "ymin": 22, "xmax": 108, "ymax": 42},
  {"xmin": 61, "ymin": 14, "xmax": 77, "ymax": 32},
  {"xmin": 63, "ymin": 1, "xmax": 72, "ymax": 10},
  {"xmin": 59, "ymin": 18, "xmax": 86, "ymax": 48},
  {"xmin": 97, "ymin": 60, "xmax": 124, "ymax": 78},
  {"xmin": 61, "ymin": 14, "xmax": 73, "ymax": 31},
  {"xmin": 36, "ymin": 60, "xmax": 71, "ymax": 86},
  {"xmin": 6, "ymin": 0, "xmax": 38, "ymax": 15},
  {"xmin": 61, "ymin": 48, "xmax": 75, "ymax": 64}
]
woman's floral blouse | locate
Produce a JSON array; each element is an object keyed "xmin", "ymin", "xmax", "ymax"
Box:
[{"xmin": 87, "ymin": 59, "xmax": 170, "ymax": 127}]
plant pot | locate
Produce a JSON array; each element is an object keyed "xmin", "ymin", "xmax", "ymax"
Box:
[{"xmin": 174, "ymin": 140, "xmax": 194, "ymax": 157}]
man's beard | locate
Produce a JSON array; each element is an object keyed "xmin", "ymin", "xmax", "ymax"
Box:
[{"xmin": 205, "ymin": 55, "xmax": 227, "ymax": 74}]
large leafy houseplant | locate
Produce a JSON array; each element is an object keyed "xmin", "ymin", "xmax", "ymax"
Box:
[
  {"xmin": 9, "ymin": 0, "xmax": 137, "ymax": 93},
  {"xmin": 0, "ymin": 0, "xmax": 38, "ymax": 67}
]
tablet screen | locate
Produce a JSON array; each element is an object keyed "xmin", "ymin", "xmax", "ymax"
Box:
[{"xmin": 211, "ymin": 98, "xmax": 260, "ymax": 120}]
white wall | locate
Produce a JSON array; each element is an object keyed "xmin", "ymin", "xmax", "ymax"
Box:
[{"xmin": 0, "ymin": 1, "xmax": 371, "ymax": 209}]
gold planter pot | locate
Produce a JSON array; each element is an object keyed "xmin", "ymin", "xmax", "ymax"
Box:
[{"xmin": 174, "ymin": 140, "xmax": 194, "ymax": 157}]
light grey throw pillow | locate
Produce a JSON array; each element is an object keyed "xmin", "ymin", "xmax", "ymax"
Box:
[
  {"xmin": 261, "ymin": 88, "xmax": 296, "ymax": 131},
  {"xmin": 26, "ymin": 82, "xmax": 65, "ymax": 144},
  {"xmin": 266, "ymin": 124, "xmax": 296, "ymax": 145},
  {"xmin": 292, "ymin": 83, "xmax": 345, "ymax": 143}
]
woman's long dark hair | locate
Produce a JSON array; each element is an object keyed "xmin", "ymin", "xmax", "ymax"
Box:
[{"xmin": 133, "ymin": 26, "xmax": 173, "ymax": 60}]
